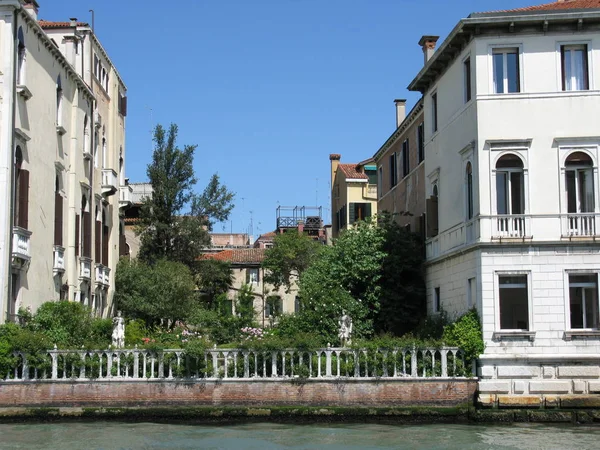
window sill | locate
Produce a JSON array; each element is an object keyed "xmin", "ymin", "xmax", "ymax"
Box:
[
  {"xmin": 493, "ymin": 331, "xmax": 536, "ymax": 341},
  {"xmin": 17, "ymin": 84, "xmax": 32, "ymax": 100},
  {"xmin": 564, "ymin": 330, "xmax": 600, "ymax": 341},
  {"xmin": 56, "ymin": 125, "xmax": 67, "ymax": 136}
]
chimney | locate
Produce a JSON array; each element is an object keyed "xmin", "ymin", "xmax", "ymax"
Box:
[
  {"xmin": 418, "ymin": 35, "xmax": 440, "ymax": 65},
  {"xmin": 394, "ymin": 99, "xmax": 406, "ymax": 128},
  {"xmin": 297, "ymin": 220, "xmax": 304, "ymax": 235},
  {"xmin": 70, "ymin": 17, "xmax": 78, "ymax": 27},
  {"xmin": 330, "ymin": 154, "xmax": 341, "ymax": 190},
  {"xmin": 23, "ymin": 1, "xmax": 39, "ymax": 20}
]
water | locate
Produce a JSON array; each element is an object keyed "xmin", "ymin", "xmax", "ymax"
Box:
[{"xmin": 0, "ymin": 422, "xmax": 598, "ymax": 449}]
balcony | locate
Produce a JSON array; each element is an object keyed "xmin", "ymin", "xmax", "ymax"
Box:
[
  {"xmin": 95, "ymin": 264, "xmax": 110, "ymax": 287},
  {"xmin": 119, "ymin": 184, "xmax": 133, "ymax": 208},
  {"xmin": 491, "ymin": 215, "xmax": 531, "ymax": 240},
  {"xmin": 53, "ymin": 246, "xmax": 65, "ymax": 274},
  {"xmin": 79, "ymin": 257, "xmax": 92, "ymax": 281},
  {"xmin": 12, "ymin": 227, "xmax": 31, "ymax": 270},
  {"xmin": 363, "ymin": 184, "xmax": 378, "ymax": 200},
  {"xmin": 101, "ymin": 169, "xmax": 118, "ymax": 196},
  {"xmin": 561, "ymin": 213, "xmax": 597, "ymax": 237}
]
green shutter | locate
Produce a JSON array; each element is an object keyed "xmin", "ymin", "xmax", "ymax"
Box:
[
  {"xmin": 349, "ymin": 203, "xmax": 356, "ymax": 224},
  {"xmin": 365, "ymin": 203, "xmax": 372, "ymax": 218}
]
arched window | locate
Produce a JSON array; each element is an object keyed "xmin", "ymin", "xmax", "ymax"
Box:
[
  {"xmin": 495, "ymin": 154, "xmax": 524, "ymax": 215},
  {"xmin": 565, "ymin": 151, "xmax": 594, "ymax": 214},
  {"xmin": 17, "ymin": 27, "xmax": 25, "ymax": 85},
  {"xmin": 81, "ymin": 195, "xmax": 91, "ymax": 258},
  {"xmin": 56, "ymin": 76, "xmax": 63, "ymax": 126},
  {"xmin": 466, "ymin": 162, "xmax": 473, "ymax": 220}
]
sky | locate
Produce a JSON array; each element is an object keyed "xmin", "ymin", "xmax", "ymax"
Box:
[{"xmin": 44, "ymin": 0, "xmax": 536, "ymax": 237}]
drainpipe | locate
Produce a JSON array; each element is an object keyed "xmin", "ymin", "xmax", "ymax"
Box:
[{"xmin": 6, "ymin": 7, "xmax": 20, "ymax": 321}]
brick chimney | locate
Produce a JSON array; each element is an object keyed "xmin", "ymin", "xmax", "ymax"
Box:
[
  {"xmin": 330, "ymin": 154, "xmax": 341, "ymax": 191},
  {"xmin": 418, "ymin": 35, "xmax": 440, "ymax": 65},
  {"xmin": 70, "ymin": 17, "xmax": 78, "ymax": 27},
  {"xmin": 394, "ymin": 99, "xmax": 406, "ymax": 128},
  {"xmin": 23, "ymin": 1, "xmax": 39, "ymax": 20}
]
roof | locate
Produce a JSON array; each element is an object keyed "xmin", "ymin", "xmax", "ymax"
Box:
[
  {"xmin": 483, "ymin": 0, "xmax": 600, "ymax": 14},
  {"xmin": 202, "ymin": 248, "xmax": 266, "ymax": 264},
  {"xmin": 256, "ymin": 231, "xmax": 276, "ymax": 240},
  {"xmin": 38, "ymin": 20, "xmax": 89, "ymax": 28},
  {"xmin": 373, "ymin": 98, "xmax": 424, "ymax": 163},
  {"xmin": 338, "ymin": 163, "xmax": 368, "ymax": 180}
]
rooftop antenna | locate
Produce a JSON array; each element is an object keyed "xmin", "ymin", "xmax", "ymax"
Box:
[
  {"xmin": 315, "ymin": 177, "xmax": 319, "ymax": 208},
  {"xmin": 249, "ymin": 210, "xmax": 254, "ymax": 237},
  {"xmin": 89, "ymin": 9, "xmax": 95, "ymax": 32}
]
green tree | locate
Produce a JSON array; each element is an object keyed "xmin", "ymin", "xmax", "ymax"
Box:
[
  {"xmin": 137, "ymin": 123, "xmax": 235, "ymax": 266},
  {"xmin": 114, "ymin": 258, "xmax": 196, "ymax": 327},
  {"xmin": 262, "ymin": 231, "xmax": 321, "ymax": 292},
  {"xmin": 374, "ymin": 215, "xmax": 426, "ymax": 336},
  {"xmin": 192, "ymin": 259, "xmax": 234, "ymax": 307}
]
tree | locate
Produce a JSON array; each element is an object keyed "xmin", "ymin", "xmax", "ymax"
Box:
[
  {"xmin": 262, "ymin": 231, "xmax": 322, "ymax": 292},
  {"xmin": 192, "ymin": 259, "xmax": 234, "ymax": 307},
  {"xmin": 137, "ymin": 123, "xmax": 235, "ymax": 266},
  {"xmin": 114, "ymin": 258, "xmax": 196, "ymax": 327},
  {"xmin": 374, "ymin": 215, "xmax": 426, "ymax": 336}
]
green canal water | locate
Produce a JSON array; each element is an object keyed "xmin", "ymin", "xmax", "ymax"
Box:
[{"xmin": 0, "ymin": 422, "xmax": 598, "ymax": 449}]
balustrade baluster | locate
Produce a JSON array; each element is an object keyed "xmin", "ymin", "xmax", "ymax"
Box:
[
  {"xmin": 133, "ymin": 352, "xmax": 139, "ymax": 379},
  {"xmin": 422, "ymin": 351, "xmax": 427, "ymax": 377},
  {"xmin": 271, "ymin": 351, "xmax": 277, "ymax": 378},
  {"xmin": 244, "ymin": 352, "xmax": 249, "ymax": 378},
  {"xmin": 224, "ymin": 351, "xmax": 229, "ymax": 379},
  {"xmin": 233, "ymin": 352, "xmax": 238, "ymax": 378},
  {"xmin": 411, "ymin": 347, "xmax": 417, "ymax": 377},
  {"xmin": 317, "ymin": 351, "xmax": 322, "ymax": 378},
  {"xmin": 382, "ymin": 351, "xmax": 388, "ymax": 377},
  {"xmin": 262, "ymin": 352, "xmax": 267, "ymax": 378},
  {"xmin": 392, "ymin": 350, "xmax": 398, "ymax": 377},
  {"xmin": 325, "ymin": 349, "xmax": 332, "ymax": 377},
  {"xmin": 212, "ymin": 351, "xmax": 218, "ymax": 378},
  {"xmin": 51, "ymin": 352, "xmax": 58, "ymax": 380},
  {"xmin": 79, "ymin": 353, "xmax": 86, "ymax": 380},
  {"xmin": 363, "ymin": 350, "xmax": 368, "ymax": 378},
  {"xmin": 281, "ymin": 351, "xmax": 286, "ymax": 377}
]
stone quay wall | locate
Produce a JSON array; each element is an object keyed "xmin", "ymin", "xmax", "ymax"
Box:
[{"xmin": 0, "ymin": 378, "xmax": 477, "ymax": 408}]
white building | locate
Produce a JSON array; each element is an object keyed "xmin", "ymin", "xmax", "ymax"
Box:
[
  {"xmin": 408, "ymin": 0, "xmax": 600, "ymax": 404},
  {"xmin": 0, "ymin": 0, "xmax": 128, "ymax": 321}
]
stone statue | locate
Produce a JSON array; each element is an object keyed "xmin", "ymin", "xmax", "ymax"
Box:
[
  {"xmin": 338, "ymin": 310, "xmax": 352, "ymax": 347},
  {"xmin": 112, "ymin": 311, "xmax": 125, "ymax": 348}
]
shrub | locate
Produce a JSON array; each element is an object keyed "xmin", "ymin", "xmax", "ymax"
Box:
[{"xmin": 442, "ymin": 308, "xmax": 485, "ymax": 363}]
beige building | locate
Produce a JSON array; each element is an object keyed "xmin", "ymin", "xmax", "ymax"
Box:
[
  {"xmin": 373, "ymin": 98, "xmax": 427, "ymax": 235},
  {"xmin": 329, "ymin": 155, "xmax": 378, "ymax": 238},
  {"xmin": 203, "ymin": 248, "xmax": 299, "ymax": 327},
  {"xmin": 0, "ymin": 1, "xmax": 127, "ymax": 321}
]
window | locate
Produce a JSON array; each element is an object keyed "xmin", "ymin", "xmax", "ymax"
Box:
[
  {"xmin": 495, "ymin": 154, "xmax": 524, "ymax": 215},
  {"xmin": 565, "ymin": 152, "xmax": 594, "ymax": 214},
  {"xmin": 83, "ymin": 115, "xmax": 90, "ymax": 156},
  {"xmin": 56, "ymin": 76, "xmax": 63, "ymax": 126},
  {"xmin": 119, "ymin": 92, "xmax": 128, "ymax": 116},
  {"xmin": 265, "ymin": 296, "xmax": 282, "ymax": 318},
  {"xmin": 464, "ymin": 57, "xmax": 472, "ymax": 102},
  {"xmin": 434, "ymin": 287, "xmax": 440, "ymax": 313},
  {"xmin": 14, "ymin": 146, "xmax": 29, "ymax": 229},
  {"xmin": 426, "ymin": 184, "xmax": 439, "ymax": 238},
  {"xmin": 561, "ymin": 44, "xmax": 589, "ymax": 91},
  {"xmin": 493, "ymin": 48, "xmax": 520, "ymax": 93},
  {"xmin": 389, "ymin": 153, "xmax": 398, "ymax": 187},
  {"xmin": 499, "ymin": 275, "xmax": 528, "ymax": 330},
  {"xmin": 431, "ymin": 92, "xmax": 438, "ymax": 132},
  {"xmin": 467, "ymin": 277, "xmax": 476, "ymax": 308},
  {"xmin": 17, "ymin": 27, "xmax": 25, "ymax": 85},
  {"xmin": 417, "ymin": 123, "xmax": 424, "ymax": 163},
  {"xmin": 402, "ymin": 139, "xmax": 410, "ymax": 177},
  {"xmin": 466, "ymin": 162, "xmax": 473, "ymax": 220},
  {"xmin": 82, "ymin": 195, "xmax": 92, "ymax": 258},
  {"xmin": 349, "ymin": 202, "xmax": 371, "ymax": 224},
  {"xmin": 93, "ymin": 54, "xmax": 99, "ymax": 78},
  {"xmin": 102, "ymin": 138, "xmax": 107, "ymax": 169},
  {"xmin": 246, "ymin": 268, "xmax": 259, "ymax": 284},
  {"xmin": 569, "ymin": 274, "xmax": 599, "ymax": 329},
  {"xmin": 365, "ymin": 168, "xmax": 377, "ymax": 185}
]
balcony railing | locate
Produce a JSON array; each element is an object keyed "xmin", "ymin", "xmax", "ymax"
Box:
[
  {"xmin": 493, "ymin": 215, "xmax": 529, "ymax": 239},
  {"xmin": 119, "ymin": 185, "xmax": 133, "ymax": 208},
  {"xmin": 363, "ymin": 184, "xmax": 377, "ymax": 200},
  {"xmin": 562, "ymin": 213, "xmax": 596, "ymax": 237},
  {"xmin": 12, "ymin": 227, "xmax": 31, "ymax": 269},
  {"xmin": 53, "ymin": 246, "xmax": 65, "ymax": 274},
  {"xmin": 101, "ymin": 169, "xmax": 118, "ymax": 196},
  {"xmin": 95, "ymin": 264, "xmax": 110, "ymax": 287},
  {"xmin": 79, "ymin": 257, "xmax": 92, "ymax": 281}
]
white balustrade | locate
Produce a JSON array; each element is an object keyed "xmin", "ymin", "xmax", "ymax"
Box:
[
  {"xmin": 53, "ymin": 246, "xmax": 65, "ymax": 273},
  {"xmin": 101, "ymin": 169, "xmax": 118, "ymax": 195},
  {"xmin": 493, "ymin": 215, "xmax": 528, "ymax": 238},
  {"xmin": 119, "ymin": 185, "xmax": 133, "ymax": 206},
  {"xmin": 12, "ymin": 227, "xmax": 31, "ymax": 262},
  {"xmin": 2, "ymin": 347, "xmax": 472, "ymax": 382},
  {"xmin": 562, "ymin": 213, "xmax": 597, "ymax": 237},
  {"xmin": 79, "ymin": 258, "xmax": 92, "ymax": 280}
]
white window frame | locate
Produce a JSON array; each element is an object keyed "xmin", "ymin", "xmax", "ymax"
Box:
[
  {"xmin": 495, "ymin": 270, "xmax": 533, "ymax": 332},
  {"xmin": 491, "ymin": 150, "xmax": 529, "ymax": 216},
  {"xmin": 558, "ymin": 144, "xmax": 599, "ymax": 216},
  {"xmin": 557, "ymin": 41, "xmax": 592, "ymax": 92},
  {"xmin": 489, "ymin": 44, "xmax": 523, "ymax": 94},
  {"xmin": 564, "ymin": 270, "xmax": 600, "ymax": 331},
  {"xmin": 247, "ymin": 268, "xmax": 259, "ymax": 285}
]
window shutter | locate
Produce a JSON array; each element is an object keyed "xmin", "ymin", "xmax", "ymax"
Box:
[
  {"xmin": 95, "ymin": 220, "xmax": 102, "ymax": 263},
  {"xmin": 18, "ymin": 169, "xmax": 29, "ymax": 229},
  {"xmin": 75, "ymin": 214, "xmax": 80, "ymax": 256},
  {"xmin": 54, "ymin": 192, "xmax": 63, "ymax": 246},
  {"xmin": 349, "ymin": 203, "xmax": 356, "ymax": 224},
  {"xmin": 583, "ymin": 45, "xmax": 590, "ymax": 90},
  {"xmin": 102, "ymin": 225, "xmax": 109, "ymax": 266},
  {"xmin": 365, "ymin": 203, "xmax": 372, "ymax": 219},
  {"xmin": 83, "ymin": 211, "xmax": 92, "ymax": 257},
  {"xmin": 560, "ymin": 46, "xmax": 566, "ymax": 91}
]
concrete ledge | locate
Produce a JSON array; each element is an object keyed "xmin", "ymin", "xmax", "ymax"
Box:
[
  {"xmin": 529, "ymin": 381, "xmax": 571, "ymax": 394},
  {"xmin": 479, "ymin": 381, "xmax": 510, "ymax": 393},
  {"xmin": 560, "ymin": 395, "xmax": 600, "ymax": 408},
  {"xmin": 497, "ymin": 395, "xmax": 541, "ymax": 408}
]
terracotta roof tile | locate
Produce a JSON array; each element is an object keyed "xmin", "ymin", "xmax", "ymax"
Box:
[
  {"xmin": 338, "ymin": 163, "xmax": 368, "ymax": 180},
  {"xmin": 39, "ymin": 20, "xmax": 89, "ymax": 28},
  {"xmin": 202, "ymin": 248, "xmax": 266, "ymax": 264},
  {"xmin": 486, "ymin": 0, "xmax": 600, "ymax": 13},
  {"xmin": 257, "ymin": 231, "xmax": 276, "ymax": 240}
]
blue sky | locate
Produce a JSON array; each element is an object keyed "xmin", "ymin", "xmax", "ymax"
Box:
[{"xmin": 44, "ymin": 0, "xmax": 534, "ymax": 237}]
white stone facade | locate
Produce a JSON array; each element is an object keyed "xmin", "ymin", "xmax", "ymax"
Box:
[
  {"xmin": 0, "ymin": 1, "xmax": 127, "ymax": 321},
  {"xmin": 408, "ymin": 3, "xmax": 600, "ymax": 399}
]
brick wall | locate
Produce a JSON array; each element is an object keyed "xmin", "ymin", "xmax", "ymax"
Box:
[{"xmin": 0, "ymin": 379, "xmax": 476, "ymax": 407}]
